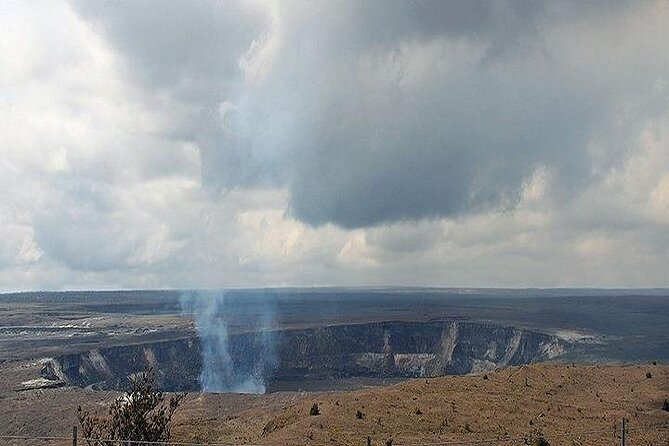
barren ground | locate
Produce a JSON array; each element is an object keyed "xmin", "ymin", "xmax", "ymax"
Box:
[{"xmin": 1, "ymin": 364, "xmax": 667, "ymax": 446}]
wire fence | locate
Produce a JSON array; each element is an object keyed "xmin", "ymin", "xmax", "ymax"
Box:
[
  {"xmin": 0, "ymin": 421, "xmax": 667, "ymax": 446},
  {"xmin": 0, "ymin": 435, "xmax": 238, "ymax": 446},
  {"xmin": 398, "ymin": 423, "xmax": 669, "ymax": 446}
]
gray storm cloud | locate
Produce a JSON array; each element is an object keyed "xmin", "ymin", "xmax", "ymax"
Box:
[{"xmin": 68, "ymin": 0, "xmax": 664, "ymax": 229}]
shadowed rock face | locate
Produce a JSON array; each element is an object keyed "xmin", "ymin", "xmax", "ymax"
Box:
[{"xmin": 41, "ymin": 321, "xmax": 565, "ymax": 391}]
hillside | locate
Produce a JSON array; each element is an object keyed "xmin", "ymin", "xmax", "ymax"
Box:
[
  {"xmin": 171, "ymin": 363, "xmax": 668, "ymax": 446},
  {"xmin": 3, "ymin": 363, "xmax": 666, "ymax": 446}
]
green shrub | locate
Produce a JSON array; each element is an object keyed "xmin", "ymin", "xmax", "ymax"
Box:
[
  {"xmin": 77, "ymin": 366, "xmax": 185, "ymax": 446},
  {"xmin": 309, "ymin": 403, "xmax": 320, "ymax": 416}
]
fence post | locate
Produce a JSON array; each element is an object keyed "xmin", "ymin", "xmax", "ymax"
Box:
[
  {"xmin": 72, "ymin": 426, "xmax": 77, "ymax": 446},
  {"xmin": 621, "ymin": 418, "xmax": 627, "ymax": 446}
]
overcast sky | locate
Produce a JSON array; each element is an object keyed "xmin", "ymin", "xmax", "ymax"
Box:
[{"xmin": 1, "ymin": 0, "xmax": 669, "ymax": 291}]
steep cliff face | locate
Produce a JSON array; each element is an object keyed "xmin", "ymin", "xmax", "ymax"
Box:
[
  {"xmin": 41, "ymin": 321, "xmax": 565, "ymax": 391},
  {"xmin": 273, "ymin": 321, "xmax": 564, "ymax": 379},
  {"xmin": 41, "ymin": 338, "xmax": 201, "ymax": 390}
]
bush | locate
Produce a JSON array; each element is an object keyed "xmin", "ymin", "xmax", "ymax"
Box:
[
  {"xmin": 309, "ymin": 403, "xmax": 320, "ymax": 416},
  {"xmin": 77, "ymin": 366, "xmax": 185, "ymax": 446},
  {"xmin": 356, "ymin": 410, "xmax": 364, "ymax": 420},
  {"xmin": 646, "ymin": 372, "xmax": 652, "ymax": 379},
  {"xmin": 534, "ymin": 434, "xmax": 550, "ymax": 446},
  {"xmin": 413, "ymin": 407, "xmax": 422, "ymax": 415},
  {"xmin": 525, "ymin": 430, "xmax": 550, "ymax": 446},
  {"xmin": 663, "ymin": 399, "xmax": 669, "ymax": 412}
]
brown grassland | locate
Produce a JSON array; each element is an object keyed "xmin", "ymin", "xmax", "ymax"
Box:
[
  {"xmin": 174, "ymin": 363, "xmax": 668, "ymax": 446},
  {"xmin": 3, "ymin": 363, "xmax": 666, "ymax": 446}
]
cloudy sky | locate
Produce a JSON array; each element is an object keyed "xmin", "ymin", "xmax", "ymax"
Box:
[{"xmin": 1, "ymin": 0, "xmax": 669, "ymax": 291}]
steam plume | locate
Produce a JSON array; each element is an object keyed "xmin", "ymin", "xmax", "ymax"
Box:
[{"xmin": 180, "ymin": 291, "xmax": 277, "ymax": 393}]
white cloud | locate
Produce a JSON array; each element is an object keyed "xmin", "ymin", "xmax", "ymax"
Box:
[{"xmin": 0, "ymin": 0, "xmax": 668, "ymax": 290}]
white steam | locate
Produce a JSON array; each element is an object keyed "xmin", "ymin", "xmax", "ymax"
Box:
[{"xmin": 180, "ymin": 291, "xmax": 277, "ymax": 394}]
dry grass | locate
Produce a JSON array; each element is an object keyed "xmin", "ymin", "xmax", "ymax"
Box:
[
  {"xmin": 172, "ymin": 363, "xmax": 669, "ymax": 446},
  {"xmin": 0, "ymin": 364, "xmax": 667, "ymax": 446}
]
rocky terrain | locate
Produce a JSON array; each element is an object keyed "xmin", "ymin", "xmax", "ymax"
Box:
[{"xmin": 1, "ymin": 289, "xmax": 668, "ymax": 445}]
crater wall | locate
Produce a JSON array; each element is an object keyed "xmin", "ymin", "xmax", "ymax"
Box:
[{"xmin": 41, "ymin": 321, "xmax": 566, "ymax": 391}]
